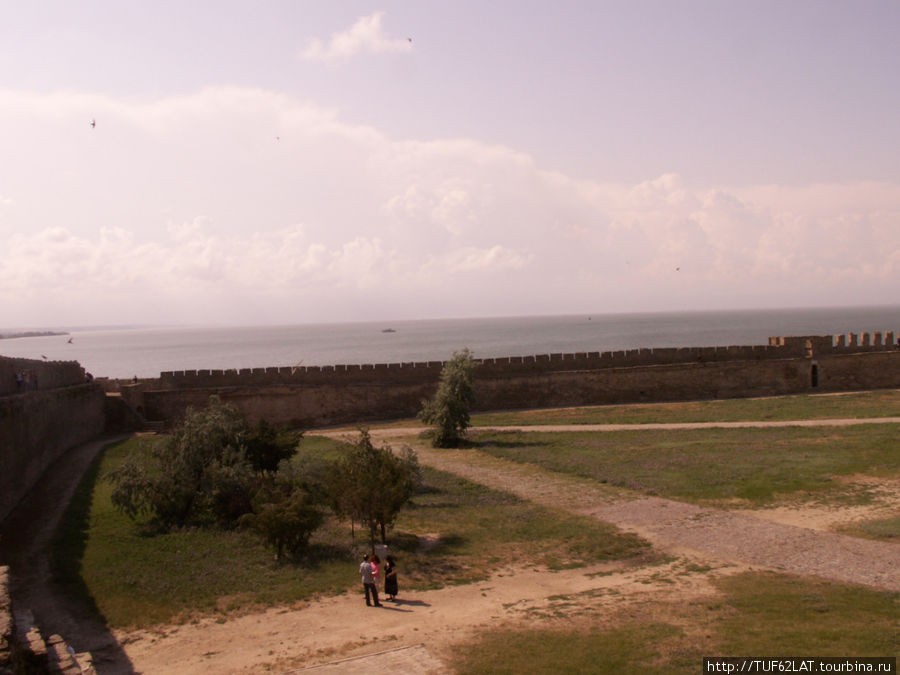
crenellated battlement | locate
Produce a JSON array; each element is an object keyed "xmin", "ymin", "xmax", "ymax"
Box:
[
  {"xmin": 0, "ymin": 356, "xmax": 88, "ymax": 396},
  {"xmin": 151, "ymin": 331, "xmax": 897, "ymax": 391}
]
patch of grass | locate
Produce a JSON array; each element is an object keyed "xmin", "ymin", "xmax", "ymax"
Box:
[
  {"xmin": 54, "ymin": 435, "xmax": 651, "ymax": 629},
  {"xmin": 713, "ymin": 572, "xmax": 898, "ymax": 656},
  {"xmin": 54, "ymin": 438, "xmax": 357, "ymax": 629},
  {"xmin": 837, "ymin": 515, "xmax": 900, "ymax": 541},
  {"xmin": 395, "ymin": 467, "xmax": 653, "ymax": 588},
  {"xmin": 451, "ymin": 572, "xmax": 899, "ymax": 673},
  {"xmin": 471, "ymin": 424, "xmax": 899, "ymax": 506},
  {"xmin": 454, "ymin": 622, "xmax": 693, "ymax": 674},
  {"xmin": 470, "ymin": 389, "xmax": 900, "ymax": 426}
]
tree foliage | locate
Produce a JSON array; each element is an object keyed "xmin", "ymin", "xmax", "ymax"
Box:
[
  {"xmin": 327, "ymin": 429, "xmax": 421, "ymax": 549},
  {"xmin": 244, "ymin": 419, "xmax": 303, "ymax": 473},
  {"xmin": 238, "ymin": 475, "xmax": 323, "ymax": 560},
  {"xmin": 107, "ymin": 396, "xmax": 301, "ymax": 531},
  {"xmin": 419, "ymin": 347, "xmax": 478, "ymax": 447}
]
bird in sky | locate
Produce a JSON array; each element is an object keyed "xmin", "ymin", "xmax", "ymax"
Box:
[{"xmin": 90, "ymin": 119, "xmax": 96, "ymax": 129}]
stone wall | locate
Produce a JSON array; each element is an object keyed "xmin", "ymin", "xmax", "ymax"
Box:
[
  {"xmin": 0, "ymin": 356, "xmax": 87, "ymax": 396},
  {"xmin": 0, "ymin": 566, "xmax": 11, "ymax": 672},
  {"xmin": 148, "ymin": 330, "xmax": 896, "ymax": 393},
  {"xmin": 0, "ymin": 358, "xmax": 106, "ymax": 523},
  {"xmin": 133, "ymin": 332, "xmax": 899, "ymax": 429}
]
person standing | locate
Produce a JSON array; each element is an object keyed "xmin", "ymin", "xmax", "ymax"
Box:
[
  {"xmin": 371, "ymin": 554, "xmax": 381, "ymax": 590},
  {"xmin": 359, "ymin": 554, "xmax": 381, "ymax": 607},
  {"xmin": 384, "ymin": 555, "xmax": 398, "ymax": 601}
]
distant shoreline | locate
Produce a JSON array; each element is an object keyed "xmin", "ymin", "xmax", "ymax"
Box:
[{"xmin": 0, "ymin": 331, "xmax": 69, "ymax": 340}]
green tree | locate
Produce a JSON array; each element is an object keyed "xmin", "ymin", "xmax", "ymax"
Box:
[
  {"xmin": 327, "ymin": 429, "xmax": 421, "ymax": 550},
  {"xmin": 107, "ymin": 396, "xmax": 300, "ymax": 529},
  {"xmin": 419, "ymin": 348, "xmax": 478, "ymax": 447},
  {"xmin": 244, "ymin": 419, "xmax": 303, "ymax": 473},
  {"xmin": 239, "ymin": 477, "xmax": 323, "ymax": 560}
]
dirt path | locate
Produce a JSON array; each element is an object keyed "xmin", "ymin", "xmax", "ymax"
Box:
[
  {"xmin": 3, "ymin": 419, "xmax": 897, "ymax": 673},
  {"xmin": 336, "ymin": 417, "xmax": 900, "ymax": 438},
  {"xmin": 115, "ymin": 556, "xmax": 734, "ymax": 674},
  {"xmin": 367, "ymin": 440, "xmax": 899, "ymax": 593}
]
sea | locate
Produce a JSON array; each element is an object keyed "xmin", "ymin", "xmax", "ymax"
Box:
[{"xmin": 1, "ymin": 306, "xmax": 898, "ymax": 380}]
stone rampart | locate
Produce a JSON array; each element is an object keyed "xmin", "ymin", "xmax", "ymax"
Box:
[
  {"xmin": 132, "ymin": 331, "xmax": 899, "ymax": 429},
  {"xmin": 149, "ymin": 330, "xmax": 897, "ymax": 392},
  {"xmin": 0, "ymin": 566, "xmax": 10, "ymax": 671},
  {"xmin": 0, "ymin": 356, "xmax": 88, "ymax": 396},
  {"xmin": 0, "ymin": 357, "xmax": 106, "ymax": 523}
]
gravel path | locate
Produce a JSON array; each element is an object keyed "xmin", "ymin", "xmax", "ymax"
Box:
[
  {"xmin": 346, "ymin": 417, "xmax": 900, "ymax": 439},
  {"xmin": 354, "ymin": 428, "xmax": 900, "ymax": 593}
]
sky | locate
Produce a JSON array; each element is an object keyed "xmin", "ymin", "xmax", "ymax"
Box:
[{"xmin": 1, "ymin": 0, "xmax": 898, "ymax": 328}]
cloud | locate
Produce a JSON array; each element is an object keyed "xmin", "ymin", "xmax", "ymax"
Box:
[
  {"xmin": 0, "ymin": 85, "xmax": 898, "ymax": 325},
  {"xmin": 301, "ymin": 12, "xmax": 412, "ymax": 63}
]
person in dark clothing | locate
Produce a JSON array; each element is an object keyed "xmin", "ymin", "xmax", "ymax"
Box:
[{"xmin": 384, "ymin": 555, "xmax": 398, "ymax": 601}]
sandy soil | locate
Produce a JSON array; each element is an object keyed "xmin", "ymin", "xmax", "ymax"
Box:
[
  {"xmin": 2, "ymin": 421, "xmax": 897, "ymax": 674},
  {"xmin": 114, "ymin": 556, "xmax": 740, "ymax": 674}
]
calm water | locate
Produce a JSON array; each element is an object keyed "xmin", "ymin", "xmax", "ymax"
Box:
[{"xmin": 2, "ymin": 306, "xmax": 898, "ymax": 379}]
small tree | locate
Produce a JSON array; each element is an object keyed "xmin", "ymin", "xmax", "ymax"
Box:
[
  {"xmin": 327, "ymin": 429, "xmax": 421, "ymax": 550},
  {"xmin": 419, "ymin": 348, "xmax": 477, "ymax": 447},
  {"xmin": 239, "ymin": 481, "xmax": 323, "ymax": 560}
]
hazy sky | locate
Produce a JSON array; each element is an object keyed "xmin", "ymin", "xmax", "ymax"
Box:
[{"xmin": 2, "ymin": 1, "xmax": 898, "ymax": 327}]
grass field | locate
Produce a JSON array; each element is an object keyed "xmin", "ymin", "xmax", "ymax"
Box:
[
  {"xmin": 469, "ymin": 424, "xmax": 899, "ymax": 507},
  {"xmin": 53, "ymin": 434, "xmax": 650, "ymax": 629},
  {"xmin": 451, "ymin": 572, "xmax": 899, "ymax": 673}
]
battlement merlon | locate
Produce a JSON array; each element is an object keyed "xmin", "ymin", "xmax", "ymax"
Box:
[{"xmin": 139, "ymin": 330, "xmax": 900, "ymax": 391}]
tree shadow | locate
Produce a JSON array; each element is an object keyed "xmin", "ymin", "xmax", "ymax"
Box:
[{"xmin": 459, "ymin": 437, "xmax": 553, "ymax": 450}]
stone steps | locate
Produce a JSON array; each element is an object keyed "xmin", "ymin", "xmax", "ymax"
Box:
[
  {"xmin": 13, "ymin": 609, "xmax": 94, "ymax": 674},
  {"xmin": 1, "ymin": 566, "xmax": 93, "ymax": 675}
]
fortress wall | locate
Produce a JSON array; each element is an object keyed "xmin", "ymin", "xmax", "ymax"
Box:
[
  {"xmin": 134, "ymin": 332, "xmax": 899, "ymax": 428},
  {"xmin": 158, "ymin": 361, "xmax": 446, "ymax": 389},
  {"xmin": 141, "ymin": 350, "xmax": 900, "ymax": 429},
  {"xmin": 147, "ymin": 329, "xmax": 897, "ymax": 394},
  {"xmin": 151, "ymin": 342, "xmax": 802, "ymax": 391},
  {"xmin": 814, "ymin": 351, "xmax": 900, "ymax": 391},
  {"xmin": 473, "ymin": 357, "xmax": 812, "ymax": 411},
  {"xmin": 832, "ymin": 331, "xmax": 896, "ymax": 353},
  {"xmin": 0, "ymin": 357, "xmax": 87, "ymax": 396},
  {"xmin": 142, "ymin": 380, "xmax": 437, "ymax": 429},
  {"xmin": 0, "ymin": 383, "xmax": 106, "ymax": 523}
]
